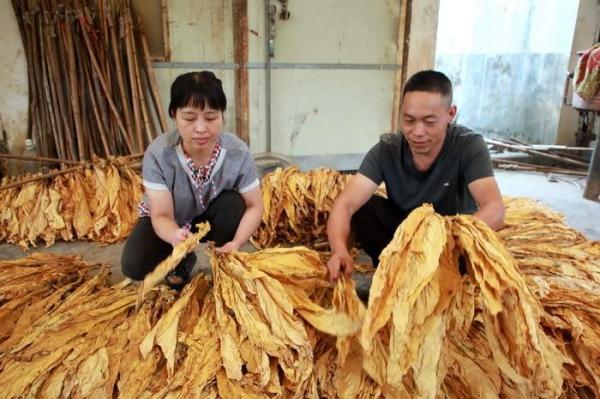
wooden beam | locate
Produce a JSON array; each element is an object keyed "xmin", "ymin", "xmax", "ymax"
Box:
[
  {"xmin": 232, "ymin": 0, "xmax": 250, "ymax": 144},
  {"xmin": 486, "ymin": 138, "xmax": 589, "ymax": 168},
  {"xmin": 161, "ymin": 0, "xmax": 171, "ymax": 61},
  {"xmin": 0, "ymin": 165, "xmax": 84, "ymax": 191},
  {"xmin": 390, "ymin": 0, "xmax": 411, "ymax": 133},
  {"xmin": 584, "ymin": 137, "xmax": 600, "ymax": 202},
  {"xmin": 405, "ymin": 0, "xmax": 439, "ymax": 79},
  {"xmin": 0, "ymin": 153, "xmax": 83, "ymax": 165},
  {"xmin": 492, "ymin": 158, "xmax": 588, "ymax": 177}
]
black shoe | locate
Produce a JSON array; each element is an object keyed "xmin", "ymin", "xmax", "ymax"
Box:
[{"xmin": 166, "ymin": 252, "xmax": 197, "ymax": 290}]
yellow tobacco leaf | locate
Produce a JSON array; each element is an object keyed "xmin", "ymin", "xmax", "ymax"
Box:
[{"xmin": 138, "ymin": 222, "xmax": 211, "ymax": 305}]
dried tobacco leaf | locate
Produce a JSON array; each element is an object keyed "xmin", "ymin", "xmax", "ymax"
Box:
[
  {"xmin": 252, "ymin": 166, "xmax": 351, "ymax": 248},
  {"xmin": 0, "ymin": 159, "xmax": 142, "ymax": 248},
  {"xmin": 1, "ymin": 192, "xmax": 599, "ymax": 399},
  {"xmin": 137, "ymin": 222, "xmax": 210, "ymax": 305}
]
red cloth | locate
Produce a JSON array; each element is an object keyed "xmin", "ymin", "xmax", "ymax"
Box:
[{"xmin": 574, "ymin": 43, "xmax": 600, "ymax": 100}]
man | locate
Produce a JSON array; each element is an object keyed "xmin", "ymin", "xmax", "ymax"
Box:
[{"xmin": 327, "ymin": 70, "xmax": 505, "ymax": 281}]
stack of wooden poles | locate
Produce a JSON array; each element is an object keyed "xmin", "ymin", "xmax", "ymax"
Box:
[
  {"xmin": 11, "ymin": 0, "xmax": 168, "ymax": 162},
  {"xmin": 487, "ymin": 137, "xmax": 592, "ymax": 177}
]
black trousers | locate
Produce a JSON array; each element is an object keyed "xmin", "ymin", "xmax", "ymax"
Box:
[
  {"xmin": 121, "ymin": 190, "xmax": 245, "ymax": 280},
  {"xmin": 351, "ymin": 195, "xmax": 406, "ymax": 264},
  {"xmin": 352, "ymin": 196, "xmax": 468, "ymax": 274}
]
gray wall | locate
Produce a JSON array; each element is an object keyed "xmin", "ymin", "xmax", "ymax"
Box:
[
  {"xmin": 435, "ymin": 0, "xmax": 579, "ymax": 144},
  {"xmin": 437, "ymin": 53, "xmax": 570, "ymax": 143}
]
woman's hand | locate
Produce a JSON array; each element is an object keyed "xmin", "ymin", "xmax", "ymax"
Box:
[
  {"xmin": 171, "ymin": 227, "xmax": 193, "ymax": 246},
  {"xmin": 215, "ymin": 241, "xmax": 241, "ymax": 253},
  {"xmin": 216, "ymin": 187, "xmax": 263, "ymax": 254}
]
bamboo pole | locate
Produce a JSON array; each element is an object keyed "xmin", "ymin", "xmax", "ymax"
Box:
[
  {"xmin": 72, "ymin": 22, "xmax": 103, "ymax": 155},
  {"xmin": 497, "ymin": 137, "xmax": 592, "ymax": 164},
  {"xmin": 71, "ymin": 19, "xmax": 111, "ymax": 158},
  {"xmin": 31, "ymin": 3, "xmax": 53, "ymax": 157},
  {"xmin": 123, "ymin": 11, "xmax": 143, "ymax": 152},
  {"xmin": 128, "ymin": 9, "xmax": 153, "ymax": 147},
  {"xmin": 124, "ymin": 152, "xmax": 144, "ymax": 159},
  {"xmin": 0, "ymin": 153, "xmax": 83, "ymax": 165},
  {"xmin": 138, "ymin": 16, "xmax": 168, "ymax": 133},
  {"xmin": 83, "ymin": 6, "xmax": 116, "ymax": 154},
  {"xmin": 83, "ymin": 52, "xmax": 113, "ymax": 157},
  {"xmin": 108, "ymin": 9, "xmax": 134, "ymax": 149},
  {"xmin": 89, "ymin": 5, "xmax": 115, "ymax": 152},
  {"xmin": 486, "ymin": 138, "xmax": 589, "ymax": 169},
  {"xmin": 0, "ymin": 165, "xmax": 85, "ymax": 191},
  {"xmin": 37, "ymin": 8, "xmax": 65, "ymax": 160},
  {"xmin": 78, "ymin": 11, "xmax": 133, "ymax": 153},
  {"xmin": 98, "ymin": 0, "xmax": 111, "ymax": 94},
  {"xmin": 13, "ymin": 0, "xmax": 164, "ymax": 159},
  {"xmin": 492, "ymin": 159, "xmax": 587, "ymax": 176},
  {"xmin": 493, "ymin": 142, "xmax": 593, "ymax": 152},
  {"xmin": 60, "ymin": 10, "xmax": 87, "ymax": 160},
  {"xmin": 44, "ymin": 0, "xmax": 76, "ymax": 160}
]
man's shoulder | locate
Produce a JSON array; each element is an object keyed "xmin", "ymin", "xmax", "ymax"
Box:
[
  {"xmin": 362, "ymin": 133, "xmax": 403, "ymax": 163},
  {"xmin": 377, "ymin": 133, "xmax": 405, "ymax": 154},
  {"xmin": 380, "ymin": 132, "xmax": 404, "ymax": 144},
  {"xmin": 447, "ymin": 124, "xmax": 483, "ymax": 143}
]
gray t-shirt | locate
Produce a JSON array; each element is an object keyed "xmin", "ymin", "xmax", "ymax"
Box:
[
  {"xmin": 359, "ymin": 124, "xmax": 493, "ymax": 218},
  {"xmin": 142, "ymin": 131, "xmax": 259, "ymax": 225}
]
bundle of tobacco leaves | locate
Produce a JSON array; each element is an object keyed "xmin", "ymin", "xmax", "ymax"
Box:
[
  {"xmin": 499, "ymin": 198, "xmax": 600, "ymax": 398},
  {"xmin": 251, "ymin": 166, "xmax": 351, "ymax": 248},
  {"xmin": 0, "ymin": 253, "xmax": 96, "ymax": 347},
  {"xmin": 1, "ymin": 195, "xmax": 599, "ymax": 398},
  {"xmin": 0, "ymin": 246, "xmax": 361, "ymax": 398},
  {"xmin": 0, "ymin": 158, "xmax": 142, "ymax": 249},
  {"xmin": 138, "ymin": 222, "xmax": 211, "ymax": 306},
  {"xmin": 0, "ymin": 260, "xmax": 182, "ymax": 398}
]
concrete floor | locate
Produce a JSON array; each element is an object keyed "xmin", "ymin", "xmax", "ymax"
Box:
[{"xmin": 0, "ymin": 169, "xmax": 598, "ymax": 286}]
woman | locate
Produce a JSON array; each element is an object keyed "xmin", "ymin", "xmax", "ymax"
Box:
[{"xmin": 121, "ymin": 71, "xmax": 263, "ymax": 288}]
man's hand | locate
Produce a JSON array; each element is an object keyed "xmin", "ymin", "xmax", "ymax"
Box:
[
  {"xmin": 215, "ymin": 241, "xmax": 241, "ymax": 253},
  {"xmin": 326, "ymin": 173, "xmax": 378, "ymax": 282},
  {"xmin": 327, "ymin": 251, "xmax": 354, "ymax": 282},
  {"xmin": 171, "ymin": 228, "xmax": 193, "ymax": 246}
]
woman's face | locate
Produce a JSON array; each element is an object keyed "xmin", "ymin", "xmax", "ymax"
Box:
[{"xmin": 174, "ymin": 105, "xmax": 223, "ymax": 154}]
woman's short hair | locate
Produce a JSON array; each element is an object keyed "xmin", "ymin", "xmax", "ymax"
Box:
[{"xmin": 168, "ymin": 71, "xmax": 227, "ymax": 117}]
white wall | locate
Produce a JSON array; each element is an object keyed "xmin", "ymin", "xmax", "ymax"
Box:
[
  {"xmin": 0, "ymin": 0, "xmax": 28, "ymax": 155},
  {"xmin": 0, "ymin": 0, "xmax": 439, "ymax": 166},
  {"xmin": 266, "ymin": 0, "xmax": 400, "ymax": 156},
  {"xmin": 155, "ymin": 0, "xmax": 237, "ymax": 137},
  {"xmin": 435, "ymin": 0, "xmax": 579, "ymax": 144},
  {"xmin": 158, "ymin": 0, "xmax": 403, "ymax": 157}
]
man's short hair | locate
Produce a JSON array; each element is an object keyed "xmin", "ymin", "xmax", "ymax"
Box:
[
  {"xmin": 402, "ymin": 70, "xmax": 453, "ymax": 106},
  {"xmin": 168, "ymin": 71, "xmax": 227, "ymax": 117}
]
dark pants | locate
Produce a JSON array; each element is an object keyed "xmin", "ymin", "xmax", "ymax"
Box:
[
  {"xmin": 121, "ymin": 190, "xmax": 245, "ymax": 280},
  {"xmin": 351, "ymin": 195, "xmax": 406, "ymax": 264},
  {"xmin": 351, "ymin": 196, "xmax": 467, "ymax": 274}
]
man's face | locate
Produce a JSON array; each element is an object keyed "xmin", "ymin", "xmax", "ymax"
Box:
[
  {"xmin": 174, "ymin": 105, "xmax": 223, "ymax": 153},
  {"xmin": 400, "ymin": 91, "xmax": 456, "ymax": 157}
]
